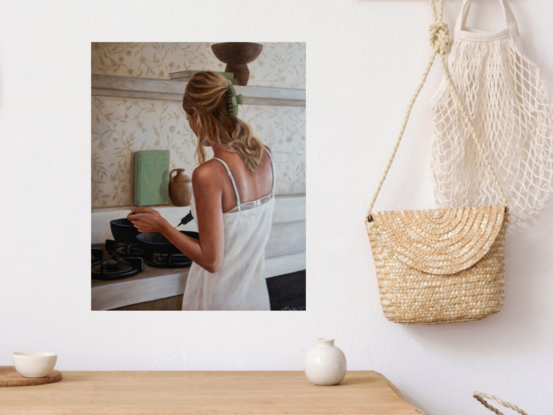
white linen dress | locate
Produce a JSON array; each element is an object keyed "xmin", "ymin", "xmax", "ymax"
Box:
[{"xmin": 182, "ymin": 148, "xmax": 276, "ymax": 310}]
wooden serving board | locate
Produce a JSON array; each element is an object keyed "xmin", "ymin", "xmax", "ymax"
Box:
[{"xmin": 0, "ymin": 366, "xmax": 62, "ymax": 387}]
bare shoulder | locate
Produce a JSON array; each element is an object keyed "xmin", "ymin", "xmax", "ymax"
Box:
[
  {"xmin": 192, "ymin": 159, "xmax": 225, "ymax": 188},
  {"xmin": 263, "ymin": 145, "xmax": 273, "ymax": 156}
]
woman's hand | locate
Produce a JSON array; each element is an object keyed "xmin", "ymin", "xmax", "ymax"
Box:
[{"xmin": 127, "ymin": 207, "xmax": 169, "ymax": 233}]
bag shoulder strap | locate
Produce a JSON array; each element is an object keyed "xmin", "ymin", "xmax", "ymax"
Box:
[
  {"xmin": 473, "ymin": 392, "xmax": 528, "ymax": 415},
  {"xmin": 366, "ymin": 0, "xmax": 508, "ymax": 222}
]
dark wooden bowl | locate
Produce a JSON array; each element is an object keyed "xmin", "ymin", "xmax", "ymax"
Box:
[
  {"xmin": 211, "ymin": 42, "xmax": 263, "ymax": 86},
  {"xmin": 110, "ymin": 218, "xmax": 140, "ymax": 243},
  {"xmin": 211, "ymin": 42, "xmax": 263, "ymax": 64}
]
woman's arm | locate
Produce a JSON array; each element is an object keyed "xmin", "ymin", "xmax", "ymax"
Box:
[
  {"xmin": 127, "ymin": 162, "xmax": 225, "ymax": 273},
  {"xmin": 161, "ymin": 163, "xmax": 225, "ymax": 272}
]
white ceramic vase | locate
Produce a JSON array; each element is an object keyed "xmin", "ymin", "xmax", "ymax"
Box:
[{"xmin": 304, "ymin": 338, "xmax": 347, "ymax": 386}]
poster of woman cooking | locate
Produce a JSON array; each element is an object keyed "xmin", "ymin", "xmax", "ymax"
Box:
[{"xmin": 91, "ymin": 42, "xmax": 306, "ymax": 311}]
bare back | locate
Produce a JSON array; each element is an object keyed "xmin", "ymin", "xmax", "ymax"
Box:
[{"xmin": 209, "ymin": 146, "xmax": 274, "ymax": 213}]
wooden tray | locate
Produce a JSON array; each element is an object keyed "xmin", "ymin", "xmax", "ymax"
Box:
[{"xmin": 0, "ymin": 366, "xmax": 62, "ymax": 387}]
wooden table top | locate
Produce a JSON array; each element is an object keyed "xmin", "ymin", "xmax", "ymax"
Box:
[{"xmin": 0, "ymin": 370, "xmax": 424, "ymax": 415}]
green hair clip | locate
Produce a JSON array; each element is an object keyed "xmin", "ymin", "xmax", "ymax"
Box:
[{"xmin": 227, "ymin": 84, "xmax": 244, "ymax": 118}]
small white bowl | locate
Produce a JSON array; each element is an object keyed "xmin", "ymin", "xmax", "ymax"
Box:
[{"xmin": 12, "ymin": 352, "xmax": 57, "ymax": 378}]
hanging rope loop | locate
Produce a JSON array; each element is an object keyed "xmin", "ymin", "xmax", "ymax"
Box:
[
  {"xmin": 429, "ymin": 22, "xmax": 451, "ymax": 55},
  {"xmin": 365, "ymin": 0, "xmax": 508, "ymax": 221}
]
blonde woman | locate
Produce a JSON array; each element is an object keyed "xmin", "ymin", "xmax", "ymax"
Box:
[{"xmin": 127, "ymin": 71, "xmax": 276, "ymax": 311}]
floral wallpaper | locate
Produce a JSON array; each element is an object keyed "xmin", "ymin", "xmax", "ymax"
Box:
[
  {"xmin": 91, "ymin": 42, "xmax": 306, "ymax": 89},
  {"xmin": 92, "ymin": 96, "xmax": 306, "ymax": 208},
  {"xmin": 91, "ymin": 42, "xmax": 306, "ymax": 208}
]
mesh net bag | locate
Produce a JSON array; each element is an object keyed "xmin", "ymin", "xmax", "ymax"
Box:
[{"xmin": 429, "ymin": 0, "xmax": 553, "ymax": 223}]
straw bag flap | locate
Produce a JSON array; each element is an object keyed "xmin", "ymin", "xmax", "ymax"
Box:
[{"xmin": 367, "ymin": 205, "xmax": 505, "ymax": 275}]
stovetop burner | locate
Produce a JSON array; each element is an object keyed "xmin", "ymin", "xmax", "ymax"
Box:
[
  {"xmin": 144, "ymin": 252, "xmax": 192, "ymax": 268},
  {"xmin": 91, "ymin": 248, "xmax": 144, "ymax": 280},
  {"xmin": 93, "ymin": 237, "xmax": 192, "ymax": 274},
  {"xmin": 105, "ymin": 239, "xmax": 144, "ymax": 260}
]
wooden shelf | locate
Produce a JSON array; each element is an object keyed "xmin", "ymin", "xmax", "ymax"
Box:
[{"xmin": 92, "ymin": 74, "xmax": 306, "ymax": 107}]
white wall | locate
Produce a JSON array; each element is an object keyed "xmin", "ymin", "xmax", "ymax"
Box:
[{"xmin": 1, "ymin": 1, "xmax": 552, "ymax": 414}]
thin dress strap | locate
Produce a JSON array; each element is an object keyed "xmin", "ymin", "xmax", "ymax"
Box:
[
  {"xmin": 213, "ymin": 157, "xmax": 241, "ymax": 212},
  {"xmin": 264, "ymin": 147, "xmax": 276, "ymax": 195}
]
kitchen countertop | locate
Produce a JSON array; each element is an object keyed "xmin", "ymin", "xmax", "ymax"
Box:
[
  {"xmin": 0, "ymin": 370, "xmax": 424, "ymax": 415},
  {"xmin": 91, "ymin": 242, "xmax": 306, "ymax": 310},
  {"xmin": 91, "ymin": 243, "xmax": 190, "ymax": 289},
  {"xmin": 91, "ymin": 243, "xmax": 191, "ymax": 310}
]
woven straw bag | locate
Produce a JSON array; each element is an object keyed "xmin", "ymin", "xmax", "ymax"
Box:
[
  {"xmin": 473, "ymin": 392, "xmax": 528, "ymax": 415},
  {"xmin": 365, "ymin": 0, "xmax": 509, "ymax": 324}
]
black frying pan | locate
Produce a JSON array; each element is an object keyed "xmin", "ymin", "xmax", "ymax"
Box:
[{"xmin": 136, "ymin": 231, "xmax": 199, "ymax": 255}]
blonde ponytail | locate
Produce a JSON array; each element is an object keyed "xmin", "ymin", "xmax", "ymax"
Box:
[{"xmin": 182, "ymin": 71, "xmax": 264, "ymax": 173}]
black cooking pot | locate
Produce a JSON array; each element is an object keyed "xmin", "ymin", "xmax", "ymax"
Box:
[
  {"xmin": 110, "ymin": 218, "xmax": 140, "ymax": 243},
  {"xmin": 136, "ymin": 231, "xmax": 199, "ymax": 255}
]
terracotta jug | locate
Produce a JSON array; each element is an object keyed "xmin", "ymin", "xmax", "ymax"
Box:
[{"xmin": 169, "ymin": 168, "xmax": 192, "ymax": 206}]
